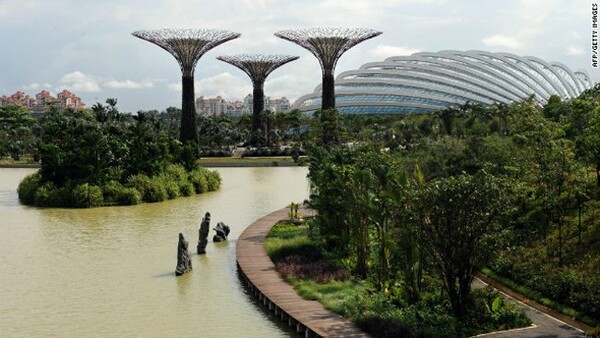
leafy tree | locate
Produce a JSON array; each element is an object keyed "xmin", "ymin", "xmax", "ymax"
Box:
[
  {"xmin": 577, "ymin": 106, "xmax": 600, "ymax": 188},
  {"xmin": 414, "ymin": 172, "xmax": 511, "ymax": 318},
  {"xmin": 318, "ymin": 108, "xmax": 342, "ymax": 146},
  {"xmin": 0, "ymin": 104, "xmax": 36, "ymax": 160}
]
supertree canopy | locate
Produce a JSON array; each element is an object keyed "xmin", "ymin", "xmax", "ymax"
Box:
[
  {"xmin": 275, "ymin": 27, "xmax": 382, "ymax": 110},
  {"xmin": 132, "ymin": 28, "xmax": 240, "ymax": 144},
  {"xmin": 216, "ymin": 54, "xmax": 299, "ymax": 145}
]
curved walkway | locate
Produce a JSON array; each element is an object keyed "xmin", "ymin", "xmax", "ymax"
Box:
[{"xmin": 236, "ymin": 207, "xmax": 369, "ymax": 338}]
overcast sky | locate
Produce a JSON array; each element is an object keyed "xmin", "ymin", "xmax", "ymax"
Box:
[{"xmin": 1, "ymin": 0, "xmax": 598, "ymax": 112}]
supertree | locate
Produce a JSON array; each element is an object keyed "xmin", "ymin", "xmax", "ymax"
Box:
[
  {"xmin": 132, "ymin": 28, "xmax": 240, "ymax": 144},
  {"xmin": 216, "ymin": 54, "xmax": 299, "ymax": 146},
  {"xmin": 275, "ymin": 27, "xmax": 381, "ymax": 110}
]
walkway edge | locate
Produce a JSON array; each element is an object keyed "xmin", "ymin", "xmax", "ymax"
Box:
[{"xmin": 236, "ymin": 207, "xmax": 369, "ymax": 338}]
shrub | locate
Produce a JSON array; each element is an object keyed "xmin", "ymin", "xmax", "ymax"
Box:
[
  {"xmin": 179, "ymin": 182, "xmax": 195, "ymax": 196},
  {"xmin": 116, "ymin": 187, "xmax": 142, "ymax": 205},
  {"xmin": 33, "ymin": 181, "xmax": 66, "ymax": 207},
  {"xmin": 102, "ymin": 180, "xmax": 143, "ymax": 206},
  {"xmin": 205, "ymin": 170, "xmax": 221, "ymax": 191},
  {"xmin": 189, "ymin": 169, "xmax": 209, "ymax": 193},
  {"xmin": 72, "ymin": 183, "xmax": 104, "ymax": 208},
  {"xmin": 126, "ymin": 174, "xmax": 152, "ymax": 198},
  {"xmin": 102, "ymin": 180, "xmax": 123, "ymax": 204},
  {"xmin": 144, "ymin": 177, "xmax": 168, "ymax": 203},
  {"xmin": 162, "ymin": 177, "xmax": 180, "ymax": 199},
  {"xmin": 164, "ymin": 164, "xmax": 193, "ymax": 195},
  {"xmin": 195, "ymin": 174, "xmax": 209, "ymax": 193},
  {"xmin": 17, "ymin": 172, "xmax": 41, "ymax": 205},
  {"xmin": 126, "ymin": 174, "xmax": 168, "ymax": 203}
]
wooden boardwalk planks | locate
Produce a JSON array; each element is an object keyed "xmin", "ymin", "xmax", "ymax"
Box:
[{"xmin": 236, "ymin": 207, "xmax": 369, "ymax": 338}]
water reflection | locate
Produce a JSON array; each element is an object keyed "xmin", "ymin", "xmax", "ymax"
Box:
[{"xmin": 0, "ymin": 167, "xmax": 308, "ymax": 337}]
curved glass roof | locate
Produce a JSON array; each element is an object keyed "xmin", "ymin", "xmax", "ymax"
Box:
[{"xmin": 293, "ymin": 50, "xmax": 593, "ymax": 114}]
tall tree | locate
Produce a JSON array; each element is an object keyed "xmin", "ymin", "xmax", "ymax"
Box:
[{"xmin": 415, "ymin": 172, "xmax": 510, "ymax": 318}]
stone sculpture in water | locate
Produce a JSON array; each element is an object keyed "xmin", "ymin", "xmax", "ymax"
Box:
[
  {"xmin": 197, "ymin": 212, "xmax": 211, "ymax": 254},
  {"xmin": 175, "ymin": 233, "xmax": 192, "ymax": 276},
  {"xmin": 212, "ymin": 222, "xmax": 231, "ymax": 242}
]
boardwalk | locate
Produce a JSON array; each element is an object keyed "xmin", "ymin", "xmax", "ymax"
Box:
[{"xmin": 236, "ymin": 207, "xmax": 369, "ymax": 338}]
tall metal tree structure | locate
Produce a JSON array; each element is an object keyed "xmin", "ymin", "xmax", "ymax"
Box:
[
  {"xmin": 275, "ymin": 27, "xmax": 381, "ymax": 110},
  {"xmin": 132, "ymin": 29, "xmax": 240, "ymax": 144},
  {"xmin": 216, "ymin": 54, "xmax": 299, "ymax": 146}
]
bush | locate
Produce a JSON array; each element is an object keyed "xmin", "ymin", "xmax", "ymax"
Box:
[
  {"xmin": 188, "ymin": 169, "xmax": 207, "ymax": 193},
  {"xmin": 17, "ymin": 172, "xmax": 41, "ymax": 205},
  {"xmin": 126, "ymin": 174, "xmax": 168, "ymax": 203},
  {"xmin": 205, "ymin": 170, "xmax": 221, "ymax": 191},
  {"xmin": 179, "ymin": 182, "xmax": 195, "ymax": 197},
  {"xmin": 72, "ymin": 183, "xmax": 104, "ymax": 208},
  {"xmin": 102, "ymin": 180, "xmax": 142, "ymax": 206},
  {"xmin": 162, "ymin": 177, "xmax": 180, "ymax": 199},
  {"xmin": 144, "ymin": 177, "xmax": 168, "ymax": 203},
  {"xmin": 126, "ymin": 174, "xmax": 152, "ymax": 198},
  {"xmin": 116, "ymin": 187, "xmax": 142, "ymax": 205},
  {"xmin": 164, "ymin": 164, "xmax": 191, "ymax": 194},
  {"xmin": 102, "ymin": 180, "xmax": 124, "ymax": 204},
  {"xmin": 33, "ymin": 181, "xmax": 71, "ymax": 207}
]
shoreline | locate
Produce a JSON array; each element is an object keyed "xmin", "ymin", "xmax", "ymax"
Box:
[
  {"xmin": 236, "ymin": 207, "xmax": 369, "ymax": 337},
  {"xmin": 0, "ymin": 159, "xmax": 302, "ymax": 169}
]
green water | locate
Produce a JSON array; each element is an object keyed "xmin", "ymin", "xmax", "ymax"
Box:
[{"xmin": 0, "ymin": 167, "xmax": 309, "ymax": 337}]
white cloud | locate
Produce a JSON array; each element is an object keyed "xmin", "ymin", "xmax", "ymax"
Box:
[
  {"xmin": 60, "ymin": 71, "xmax": 101, "ymax": 93},
  {"xmin": 567, "ymin": 46, "xmax": 583, "ymax": 56},
  {"xmin": 371, "ymin": 45, "xmax": 420, "ymax": 59},
  {"xmin": 22, "ymin": 82, "xmax": 53, "ymax": 92},
  {"xmin": 167, "ymin": 72, "xmax": 252, "ymax": 100},
  {"xmin": 167, "ymin": 83, "xmax": 182, "ymax": 92},
  {"xmin": 104, "ymin": 79, "xmax": 154, "ymax": 89},
  {"xmin": 0, "ymin": 1, "xmax": 36, "ymax": 18},
  {"xmin": 482, "ymin": 34, "xmax": 521, "ymax": 49},
  {"xmin": 23, "ymin": 83, "xmax": 40, "ymax": 90},
  {"xmin": 265, "ymin": 73, "xmax": 316, "ymax": 103}
]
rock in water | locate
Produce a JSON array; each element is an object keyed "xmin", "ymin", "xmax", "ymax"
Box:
[
  {"xmin": 175, "ymin": 233, "xmax": 192, "ymax": 276},
  {"xmin": 197, "ymin": 212, "xmax": 211, "ymax": 254},
  {"xmin": 212, "ymin": 222, "xmax": 231, "ymax": 242}
]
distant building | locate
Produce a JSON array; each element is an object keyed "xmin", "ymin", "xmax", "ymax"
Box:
[
  {"xmin": 293, "ymin": 50, "xmax": 594, "ymax": 115},
  {"xmin": 0, "ymin": 91, "xmax": 36, "ymax": 110},
  {"xmin": 0, "ymin": 89, "xmax": 85, "ymax": 112},
  {"xmin": 34, "ymin": 90, "xmax": 55, "ymax": 111},
  {"xmin": 56, "ymin": 90, "xmax": 85, "ymax": 111},
  {"xmin": 225, "ymin": 99, "xmax": 245, "ymax": 117},
  {"xmin": 195, "ymin": 95, "xmax": 226, "ymax": 116},
  {"xmin": 196, "ymin": 95, "xmax": 292, "ymax": 117},
  {"xmin": 267, "ymin": 97, "xmax": 291, "ymax": 113}
]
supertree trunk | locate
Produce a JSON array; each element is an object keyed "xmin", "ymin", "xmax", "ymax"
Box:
[
  {"xmin": 322, "ymin": 68, "xmax": 335, "ymax": 110},
  {"xmin": 181, "ymin": 75, "xmax": 198, "ymax": 144},
  {"xmin": 252, "ymin": 81, "xmax": 265, "ymax": 146}
]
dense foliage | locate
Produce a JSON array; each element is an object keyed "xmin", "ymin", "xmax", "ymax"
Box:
[
  {"xmin": 16, "ymin": 100, "xmax": 221, "ymax": 207},
  {"xmin": 0, "ymin": 104, "xmax": 36, "ymax": 161},
  {"xmin": 307, "ymin": 86, "xmax": 600, "ymax": 332},
  {"xmin": 266, "ymin": 221, "xmax": 531, "ymax": 337}
]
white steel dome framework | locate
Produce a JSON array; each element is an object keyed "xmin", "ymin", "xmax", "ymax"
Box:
[{"xmin": 292, "ymin": 50, "xmax": 594, "ymax": 114}]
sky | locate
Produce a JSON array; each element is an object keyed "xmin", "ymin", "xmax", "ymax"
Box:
[{"xmin": 1, "ymin": 0, "xmax": 599, "ymax": 112}]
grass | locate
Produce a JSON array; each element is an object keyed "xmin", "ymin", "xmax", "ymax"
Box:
[
  {"xmin": 0, "ymin": 156, "xmax": 38, "ymax": 165},
  {"xmin": 289, "ymin": 278, "xmax": 364, "ymax": 313},
  {"xmin": 481, "ymin": 268, "xmax": 599, "ymax": 328},
  {"xmin": 200, "ymin": 156, "xmax": 298, "ymax": 163}
]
